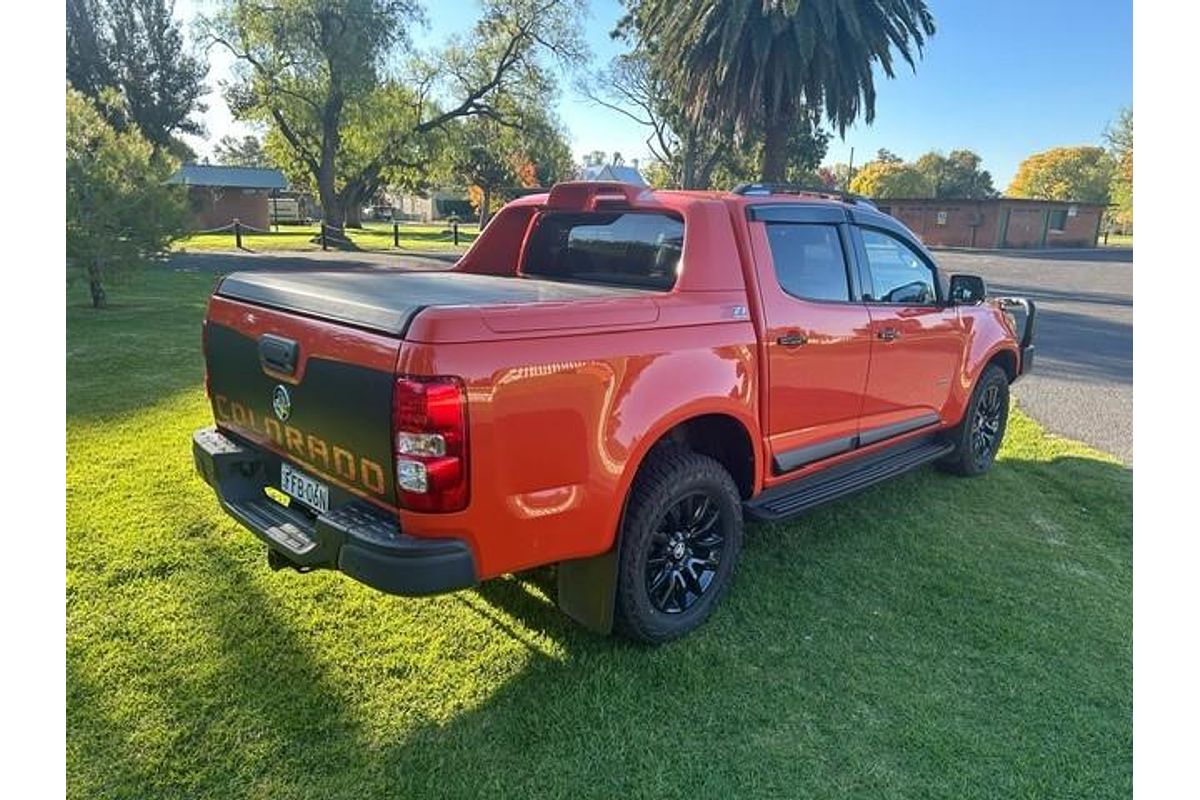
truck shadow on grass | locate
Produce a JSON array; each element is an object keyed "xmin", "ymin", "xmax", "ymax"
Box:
[{"xmin": 68, "ymin": 449, "xmax": 1131, "ymax": 799}]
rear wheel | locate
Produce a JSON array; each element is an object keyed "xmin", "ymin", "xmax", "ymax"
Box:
[
  {"xmin": 939, "ymin": 364, "xmax": 1010, "ymax": 477},
  {"xmin": 613, "ymin": 447, "xmax": 744, "ymax": 644}
]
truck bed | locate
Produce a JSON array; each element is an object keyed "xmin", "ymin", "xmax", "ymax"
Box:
[{"xmin": 216, "ymin": 270, "xmax": 649, "ymax": 336}]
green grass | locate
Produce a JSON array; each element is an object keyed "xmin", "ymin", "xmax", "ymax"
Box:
[
  {"xmin": 1100, "ymin": 233, "xmax": 1133, "ymax": 248},
  {"xmin": 67, "ymin": 269, "xmax": 1131, "ymax": 799},
  {"xmin": 173, "ymin": 222, "xmax": 479, "ymax": 254}
]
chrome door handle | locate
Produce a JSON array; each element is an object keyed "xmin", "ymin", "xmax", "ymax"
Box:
[
  {"xmin": 776, "ymin": 332, "xmax": 808, "ymax": 347},
  {"xmin": 877, "ymin": 327, "xmax": 899, "ymax": 341}
]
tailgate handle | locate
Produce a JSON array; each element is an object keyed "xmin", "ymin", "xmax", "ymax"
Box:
[{"xmin": 259, "ymin": 334, "xmax": 299, "ymax": 376}]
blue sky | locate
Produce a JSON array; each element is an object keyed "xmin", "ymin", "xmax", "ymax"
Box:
[{"xmin": 178, "ymin": 0, "xmax": 1132, "ymax": 189}]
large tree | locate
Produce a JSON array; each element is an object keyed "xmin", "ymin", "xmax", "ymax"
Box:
[
  {"xmin": 849, "ymin": 160, "xmax": 930, "ymax": 199},
  {"xmin": 213, "ymin": 134, "xmax": 272, "ymax": 168},
  {"xmin": 1104, "ymin": 107, "xmax": 1132, "ymax": 230},
  {"xmin": 581, "ymin": 50, "xmax": 730, "ymax": 189},
  {"xmin": 66, "ymin": 0, "xmax": 207, "ymax": 149},
  {"xmin": 454, "ymin": 128, "xmax": 515, "ymax": 227},
  {"xmin": 913, "ymin": 149, "xmax": 996, "ymax": 199},
  {"xmin": 67, "ymin": 88, "xmax": 187, "ymax": 308},
  {"xmin": 205, "ymin": 0, "xmax": 585, "ymax": 232},
  {"xmin": 583, "ymin": 49, "xmax": 828, "ymax": 190},
  {"xmin": 67, "ymin": 0, "xmax": 113, "ymax": 98},
  {"xmin": 449, "ymin": 101, "xmax": 574, "ymax": 225},
  {"xmin": 1007, "ymin": 146, "xmax": 1113, "ymax": 204},
  {"xmin": 634, "ymin": 0, "xmax": 935, "ymax": 182},
  {"xmin": 709, "ymin": 112, "xmax": 830, "ymax": 188},
  {"xmin": 595, "ymin": 8, "xmax": 832, "ymax": 190}
]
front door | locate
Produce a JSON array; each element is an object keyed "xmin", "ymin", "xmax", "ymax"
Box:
[
  {"xmin": 853, "ymin": 226, "xmax": 963, "ymax": 444},
  {"xmin": 747, "ymin": 214, "xmax": 873, "ymax": 475}
]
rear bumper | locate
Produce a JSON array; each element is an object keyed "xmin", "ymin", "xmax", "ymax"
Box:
[{"xmin": 192, "ymin": 426, "xmax": 477, "ymax": 596}]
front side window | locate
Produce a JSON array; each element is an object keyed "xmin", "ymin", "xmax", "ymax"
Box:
[
  {"xmin": 522, "ymin": 212, "xmax": 683, "ymax": 289},
  {"xmin": 860, "ymin": 228, "xmax": 938, "ymax": 305},
  {"xmin": 764, "ymin": 223, "xmax": 850, "ymax": 302}
]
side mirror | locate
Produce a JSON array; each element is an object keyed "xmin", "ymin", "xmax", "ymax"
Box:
[{"xmin": 949, "ymin": 274, "xmax": 987, "ymax": 305}]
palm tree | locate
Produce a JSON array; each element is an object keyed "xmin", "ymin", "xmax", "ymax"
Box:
[{"xmin": 639, "ymin": 0, "xmax": 935, "ymax": 182}]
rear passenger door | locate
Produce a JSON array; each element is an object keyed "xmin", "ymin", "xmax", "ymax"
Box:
[
  {"xmin": 747, "ymin": 206, "xmax": 873, "ymax": 475},
  {"xmin": 851, "ymin": 225, "xmax": 964, "ymax": 442}
]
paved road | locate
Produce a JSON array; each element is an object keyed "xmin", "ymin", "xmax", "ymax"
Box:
[
  {"xmin": 172, "ymin": 246, "xmax": 1134, "ymax": 462},
  {"xmin": 935, "ymin": 248, "xmax": 1133, "ymax": 463}
]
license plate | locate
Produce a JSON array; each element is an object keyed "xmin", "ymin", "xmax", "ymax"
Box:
[{"xmin": 280, "ymin": 463, "xmax": 329, "ymax": 514}]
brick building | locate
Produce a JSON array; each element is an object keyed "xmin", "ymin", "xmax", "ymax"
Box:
[
  {"xmin": 170, "ymin": 164, "xmax": 288, "ymax": 231},
  {"xmin": 873, "ymin": 197, "xmax": 1106, "ymax": 249}
]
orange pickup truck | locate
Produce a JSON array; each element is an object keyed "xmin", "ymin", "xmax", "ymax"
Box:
[{"xmin": 193, "ymin": 182, "xmax": 1034, "ymax": 642}]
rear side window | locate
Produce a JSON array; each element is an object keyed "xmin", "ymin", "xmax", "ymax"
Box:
[
  {"xmin": 523, "ymin": 212, "xmax": 684, "ymax": 289},
  {"xmin": 765, "ymin": 223, "xmax": 851, "ymax": 302}
]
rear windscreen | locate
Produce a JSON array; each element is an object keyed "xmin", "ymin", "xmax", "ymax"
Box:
[{"xmin": 522, "ymin": 212, "xmax": 684, "ymax": 289}]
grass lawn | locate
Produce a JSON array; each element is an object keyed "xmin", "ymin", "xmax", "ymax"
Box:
[
  {"xmin": 173, "ymin": 221, "xmax": 479, "ymax": 254},
  {"xmin": 1100, "ymin": 233, "xmax": 1133, "ymax": 248},
  {"xmin": 67, "ymin": 269, "xmax": 1131, "ymax": 799}
]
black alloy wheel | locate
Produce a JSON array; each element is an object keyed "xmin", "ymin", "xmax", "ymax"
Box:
[
  {"xmin": 644, "ymin": 491, "xmax": 725, "ymax": 614},
  {"xmin": 613, "ymin": 446, "xmax": 744, "ymax": 643},
  {"xmin": 938, "ymin": 364, "xmax": 1009, "ymax": 477},
  {"xmin": 971, "ymin": 382, "xmax": 1004, "ymax": 462}
]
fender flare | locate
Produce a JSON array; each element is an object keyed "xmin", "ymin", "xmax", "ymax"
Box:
[
  {"xmin": 556, "ymin": 399, "xmax": 762, "ymax": 634},
  {"xmin": 950, "ymin": 342, "xmax": 1021, "ymax": 427}
]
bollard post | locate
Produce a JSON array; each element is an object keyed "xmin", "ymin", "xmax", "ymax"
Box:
[
  {"xmin": 393, "ymin": 220, "xmax": 399, "ymax": 248},
  {"xmin": 453, "ymin": 220, "xmax": 459, "ymax": 246},
  {"xmin": 234, "ymin": 219, "xmax": 243, "ymax": 249},
  {"xmin": 321, "ymin": 223, "xmax": 328, "ymax": 251}
]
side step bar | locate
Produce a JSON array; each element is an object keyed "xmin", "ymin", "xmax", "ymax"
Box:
[{"xmin": 745, "ymin": 436, "xmax": 954, "ymax": 522}]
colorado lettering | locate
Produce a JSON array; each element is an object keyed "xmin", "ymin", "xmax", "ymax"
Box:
[{"xmin": 213, "ymin": 394, "xmax": 386, "ymax": 496}]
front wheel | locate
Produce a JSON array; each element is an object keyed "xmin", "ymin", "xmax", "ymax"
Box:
[
  {"xmin": 613, "ymin": 447, "xmax": 744, "ymax": 644},
  {"xmin": 939, "ymin": 364, "xmax": 1010, "ymax": 477}
]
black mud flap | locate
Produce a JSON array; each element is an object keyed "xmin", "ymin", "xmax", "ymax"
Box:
[{"xmin": 556, "ymin": 548, "xmax": 619, "ymax": 634}]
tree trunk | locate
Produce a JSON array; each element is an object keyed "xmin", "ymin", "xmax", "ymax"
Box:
[
  {"xmin": 761, "ymin": 112, "xmax": 789, "ymax": 183},
  {"xmin": 340, "ymin": 180, "xmax": 373, "ymax": 229},
  {"xmin": 680, "ymin": 128, "xmax": 697, "ymax": 189},
  {"xmin": 318, "ymin": 183, "xmax": 343, "ymax": 232},
  {"xmin": 317, "ymin": 94, "xmax": 345, "ymax": 230},
  {"xmin": 479, "ymin": 186, "xmax": 493, "ymax": 229},
  {"xmin": 87, "ymin": 257, "xmax": 107, "ymax": 309}
]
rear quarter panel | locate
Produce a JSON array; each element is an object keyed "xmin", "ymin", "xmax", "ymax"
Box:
[{"xmin": 397, "ymin": 294, "xmax": 761, "ymax": 579}]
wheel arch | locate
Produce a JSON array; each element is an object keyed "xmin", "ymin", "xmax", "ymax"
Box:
[
  {"xmin": 644, "ymin": 413, "xmax": 758, "ymax": 500},
  {"xmin": 986, "ymin": 347, "xmax": 1019, "ymax": 383},
  {"xmin": 555, "ymin": 404, "xmax": 762, "ymax": 634}
]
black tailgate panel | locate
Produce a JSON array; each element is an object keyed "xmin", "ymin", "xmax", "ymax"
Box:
[{"xmin": 206, "ymin": 322, "xmax": 396, "ymax": 503}]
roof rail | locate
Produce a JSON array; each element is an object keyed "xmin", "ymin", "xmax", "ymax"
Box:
[{"xmin": 731, "ymin": 183, "xmax": 876, "ymax": 208}]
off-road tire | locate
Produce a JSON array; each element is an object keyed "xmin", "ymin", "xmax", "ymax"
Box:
[
  {"xmin": 613, "ymin": 446, "xmax": 744, "ymax": 644},
  {"xmin": 939, "ymin": 364, "xmax": 1010, "ymax": 477}
]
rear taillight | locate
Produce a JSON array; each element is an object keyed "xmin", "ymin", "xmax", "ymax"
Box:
[{"xmin": 392, "ymin": 375, "xmax": 469, "ymax": 512}]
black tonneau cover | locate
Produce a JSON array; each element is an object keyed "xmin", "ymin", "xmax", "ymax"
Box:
[{"xmin": 217, "ymin": 270, "xmax": 647, "ymax": 336}]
